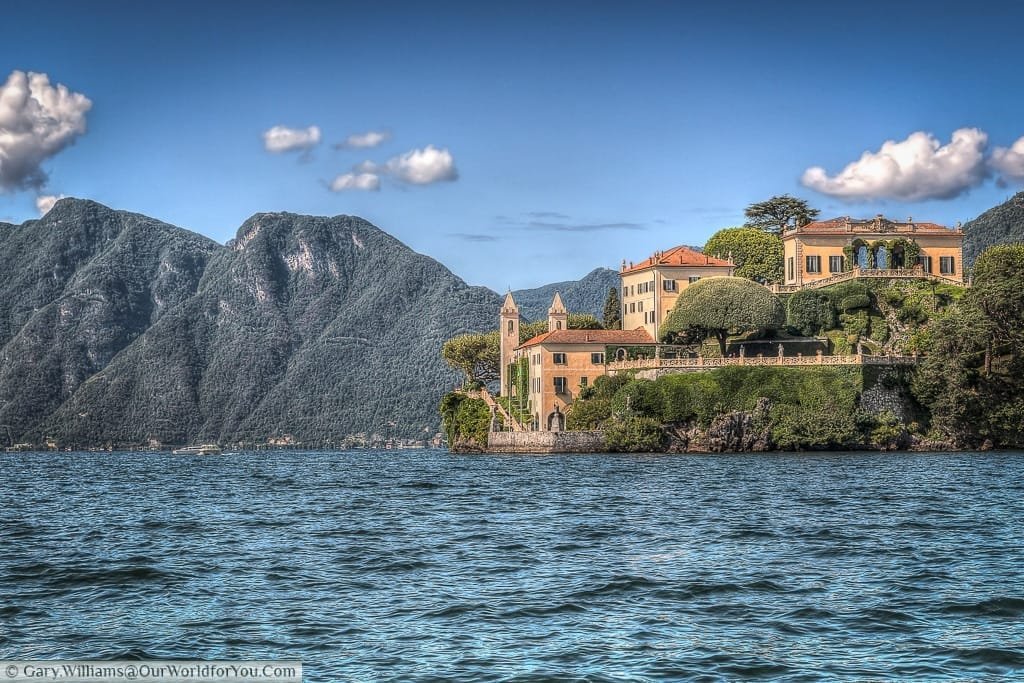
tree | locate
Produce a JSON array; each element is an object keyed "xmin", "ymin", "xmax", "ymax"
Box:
[
  {"xmin": 786, "ymin": 289, "xmax": 836, "ymax": 336},
  {"xmin": 568, "ymin": 313, "xmax": 603, "ymax": 330},
  {"xmin": 519, "ymin": 320, "xmax": 548, "ymax": 342},
  {"xmin": 913, "ymin": 244, "xmax": 1024, "ymax": 447},
  {"xmin": 602, "ymin": 287, "xmax": 622, "ymax": 329},
  {"xmin": 704, "ymin": 227, "xmax": 784, "ymax": 282},
  {"xmin": 744, "ymin": 195, "xmax": 819, "ymax": 234},
  {"xmin": 441, "ymin": 331, "xmax": 500, "ymax": 385},
  {"xmin": 660, "ymin": 277, "xmax": 785, "ymax": 354}
]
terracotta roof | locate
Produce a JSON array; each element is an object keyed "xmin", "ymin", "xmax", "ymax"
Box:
[
  {"xmin": 621, "ymin": 245, "xmax": 733, "ymax": 274},
  {"xmin": 518, "ymin": 328, "xmax": 656, "ymax": 349},
  {"xmin": 789, "ymin": 217, "xmax": 958, "ymax": 236}
]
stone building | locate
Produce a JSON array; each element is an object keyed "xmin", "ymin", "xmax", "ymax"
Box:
[
  {"xmin": 619, "ymin": 245, "xmax": 734, "ymax": 339},
  {"xmin": 781, "ymin": 215, "xmax": 964, "ymax": 288},
  {"xmin": 500, "ymin": 291, "xmax": 655, "ymax": 431}
]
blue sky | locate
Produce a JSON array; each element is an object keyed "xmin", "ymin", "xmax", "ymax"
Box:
[{"xmin": 3, "ymin": 0, "xmax": 1024, "ymax": 290}]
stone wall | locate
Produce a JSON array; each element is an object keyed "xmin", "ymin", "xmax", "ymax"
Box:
[
  {"xmin": 860, "ymin": 367, "xmax": 913, "ymax": 422},
  {"xmin": 487, "ymin": 430, "xmax": 605, "ymax": 453}
]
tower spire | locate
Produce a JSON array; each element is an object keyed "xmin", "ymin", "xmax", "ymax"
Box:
[{"xmin": 548, "ymin": 292, "xmax": 568, "ymax": 332}]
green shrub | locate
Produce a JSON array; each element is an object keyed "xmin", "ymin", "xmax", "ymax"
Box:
[
  {"xmin": 839, "ymin": 294, "xmax": 871, "ymax": 312},
  {"xmin": 567, "ymin": 397, "xmax": 612, "ymax": 430},
  {"xmin": 787, "ymin": 289, "xmax": 837, "ymax": 336},
  {"xmin": 868, "ymin": 315, "xmax": 889, "ymax": 343},
  {"xmin": 610, "ymin": 379, "xmax": 664, "ymax": 416},
  {"xmin": 603, "ymin": 415, "xmax": 664, "ymax": 452}
]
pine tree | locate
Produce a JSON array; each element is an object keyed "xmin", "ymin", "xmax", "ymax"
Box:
[{"xmin": 602, "ymin": 287, "xmax": 622, "ymax": 330}]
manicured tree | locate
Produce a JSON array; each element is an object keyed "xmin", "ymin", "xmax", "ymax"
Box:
[
  {"xmin": 704, "ymin": 227, "xmax": 784, "ymax": 283},
  {"xmin": 660, "ymin": 277, "xmax": 785, "ymax": 355},
  {"xmin": 441, "ymin": 331, "xmax": 500, "ymax": 385},
  {"xmin": 602, "ymin": 287, "xmax": 622, "ymax": 329},
  {"xmin": 744, "ymin": 195, "xmax": 820, "ymax": 234},
  {"xmin": 786, "ymin": 289, "xmax": 836, "ymax": 336}
]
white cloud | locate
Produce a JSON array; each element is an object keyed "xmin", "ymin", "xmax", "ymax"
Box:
[
  {"xmin": 336, "ymin": 130, "xmax": 390, "ymax": 150},
  {"xmin": 383, "ymin": 145, "xmax": 458, "ymax": 185},
  {"xmin": 262, "ymin": 125, "xmax": 321, "ymax": 153},
  {"xmin": 329, "ymin": 172, "xmax": 380, "ymax": 192},
  {"xmin": 801, "ymin": 128, "xmax": 989, "ymax": 201},
  {"xmin": 991, "ymin": 136, "xmax": 1024, "ymax": 183},
  {"xmin": 36, "ymin": 193, "xmax": 66, "ymax": 214},
  {"xmin": 0, "ymin": 70, "xmax": 92, "ymax": 191},
  {"xmin": 333, "ymin": 145, "xmax": 458, "ymax": 192}
]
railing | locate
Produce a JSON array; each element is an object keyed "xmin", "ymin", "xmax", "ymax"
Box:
[
  {"xmin": 771, "ymin": 267, "xmax": 965, "ymax": 292},
  {"xmin": 467, "ymin": 387, "xmax": 527, "ymax": 432},
  {"xmin": 607, "ymin": 353, "xmax": 918, "ymax": 372}
]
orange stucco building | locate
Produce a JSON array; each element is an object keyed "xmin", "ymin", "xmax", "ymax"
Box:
[
  {"xmin": 782, "ymin": 215, "xmax": 964, "ymax": 288},
  {"xmin": 499, "ymin": 292, "xmax": 655, "ymax": 431},
  {"xmin": 619, "ymin": 245, "xmax": 734, "ymax": 339}
]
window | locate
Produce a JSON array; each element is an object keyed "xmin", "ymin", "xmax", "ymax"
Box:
[
  {"xmin": 580, "ymin": 377, "xmax": 588, "ymax": 388},
  {"xmin": 591, "ymin": 352, "xmax": 604, "ymax": 364},
  {"xmin": 630, "ymin": 303, "xmax": 636, "ymax": 313},
  {"xmin": 918, "ymin": 255, "xmax": 932, "ymax": 273},
  {"xmin": 622, "ymin": 286, "xmax": 627, "ymax": 299},
  {"xmin": 940, "ymin": 256, "xmax": 955, "ymax": 275},
  {"xmin": 787, "ymin": 257, "xmax": 794, "ymax": 281},
  {"xmin": 533, "ymin": 378, "xmax": 540, "ymax": 393},
  {"xmin": 555, "ymin": 321, "xmax": 562, "ymax": 330},
  {"xmin": 806, "ymin": 255, "xmax": 821, "ymax": 273},
  {"xmin": 688, "ymin": 276, "xmax": 700, "ymax": 284},
  {"xmin": 552, "ymin": 352, "xmax": 566, "ymax": 365},
  {"xmin": 663, "ymin": 279, "xmax": 677, "ymax": 292},
  {"xmin": 507, "ymin": 320, "xmax": 514, "ymax": 335},
  {"xmin": 638, "ymin": 301, "xmax": 644, "ymax": 312},
  {"xmin": 553, "ymin": 376, "xmax": 567, "ymax": 394},
  {"xmin": 829, "ymin": 255, "xmax": 844, "ymax": 273}
]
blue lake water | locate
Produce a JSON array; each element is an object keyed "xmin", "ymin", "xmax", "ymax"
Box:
[{"xmin": 2, "ymin": 449, "xmax": 1024, "ymax": 681}]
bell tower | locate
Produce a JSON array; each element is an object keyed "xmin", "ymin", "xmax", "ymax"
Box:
[
  {"xmin": 548, "ymin": 292, "xmax": 568, "ymax": 332},
  {"xmin": 499, "ymin": 292, "xmax": 519, "ymax": 396}
]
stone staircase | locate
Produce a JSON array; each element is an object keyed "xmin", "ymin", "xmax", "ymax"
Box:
[{"xmin": 468, "ymin": 387, "xmax": 527, "ymax": 432}]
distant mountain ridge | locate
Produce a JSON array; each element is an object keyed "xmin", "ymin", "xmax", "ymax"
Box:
[
  {"xmin": 512, "ymin": 267, "xmax": 619, "ymax": 321},
  {"xmin": 963, "ymin": 191, "xmax": 1024, "ymax": 267},
  {"xmin": 0, "ymin": 199, "xmax": 612, "ymax": 447}
]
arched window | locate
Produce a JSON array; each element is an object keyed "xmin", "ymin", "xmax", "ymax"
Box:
[
  {"xmin": 616, "ymin": 348, "xmax": 627, "ymax": 361},
  {"xmin": 856, "ymin": 245, "xmax": 869, "ymax": 269},
  {"xmin": 556, "ymin": 321, "xmax": 562, "ymax": 330},
  {"xmin": 876, "ymin": 246, "xmax": 889, "ymax": 269},
  {"xmin": 507, "ymin": 320, "xmax": 514, "ymax": 335}
]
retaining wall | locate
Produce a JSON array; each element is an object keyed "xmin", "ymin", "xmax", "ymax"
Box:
[{"xmin": 487, "ymin": 431, "xmax": 605, "ymax": 453}]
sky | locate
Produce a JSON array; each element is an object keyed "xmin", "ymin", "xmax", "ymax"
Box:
[{"xmin": 3, "ymin": 0, "xmax": 1024, "ymax": 291}]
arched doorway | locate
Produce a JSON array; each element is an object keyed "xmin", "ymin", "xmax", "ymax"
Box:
[{"xmin": 547, "ymin": 408, "xmax": 565, "ymax": 432}]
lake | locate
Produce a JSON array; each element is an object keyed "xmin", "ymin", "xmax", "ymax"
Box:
[{"xmin": 2, "ymin": 449, "xmax": 1024, "ymax": 681}]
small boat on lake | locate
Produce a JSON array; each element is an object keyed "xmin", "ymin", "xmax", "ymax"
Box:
[{"xmin": 172, "ymin": 444, "xmax": 222, "ymax": 455}]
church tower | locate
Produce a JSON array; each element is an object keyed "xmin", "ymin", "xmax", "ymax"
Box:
[
  {"xmin": 499, "ymin": 292, "xmax": 519, "ymax": 396},
  {"xmin": 548, "ymin": 292, "xmax": 568, "ymax": 332}
]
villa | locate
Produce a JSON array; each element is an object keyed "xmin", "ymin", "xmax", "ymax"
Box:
[
  {"xmin": 781, "ymin": 215, "xmax": 964, "ymax": 289},
  {"xmin": 496, "ymin": 215, "xmax": 962, "ymax": 432},
  {"xmin": 619, "ymin": 245, "xmax": 734, "ymax": 339}
]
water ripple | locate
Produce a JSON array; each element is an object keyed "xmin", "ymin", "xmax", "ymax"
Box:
[{"xmin": 3, "ymin": 449, "xmax": 1024, "ymax": 681}]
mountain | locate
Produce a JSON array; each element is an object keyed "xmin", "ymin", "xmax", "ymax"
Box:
[
  {"xmin": 963, "ymin": 191, "xmax": 1024, "ymax": 267},
  {"xmin": 0, "ymin": 200, "xmax": 219, "ymax": 444},
  {"xmin": 1, "ymin": 200, "xmax": 499, "ymax": 447},
  {"xmin": 512, "ymin": 267, "xmax": 619, "ymax": 321}
]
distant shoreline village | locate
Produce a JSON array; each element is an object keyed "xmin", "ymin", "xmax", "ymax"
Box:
[{"xmin": 444, "ymin": 213, "xmax": 976, "ymax": 454}]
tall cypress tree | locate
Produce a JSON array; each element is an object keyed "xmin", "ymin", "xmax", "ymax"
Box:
[{"xmin": 602, "ymin": 286, "xmax": 622, "ymax": 330}]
